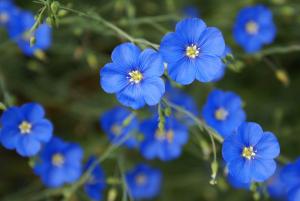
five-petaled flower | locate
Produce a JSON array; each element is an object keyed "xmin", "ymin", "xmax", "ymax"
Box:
[
  {"xmin": 126, "ymin": 164, "xmax": 162, "ymax": 200},
  {"xmin": 0, "ymin": 102, "xmax": 53, "ymax": 157},
  {"xmin": 222, "ymin": 122, "xmax": 280, "ymax": 184},
  {"xmin": 139, "ymin": 116, "xmax": 188, "ymax": 161},
  {"xmin": 34, "ymin": 137, "xmax": 83, "ymax": 188},
  {"xmin": 100, "ymin": 42, "xmax": 165, "ymax": 109},
  {"xmin": 233, "ymin": 5, "xmax": 276, "ymax": 53},
  {"xmin": 159, "ymin": 18, "xmax": 225, "ymax": 85},
  {"xmin": 202, "ymin": 89, "xmax": 246, "ymax": 138}
]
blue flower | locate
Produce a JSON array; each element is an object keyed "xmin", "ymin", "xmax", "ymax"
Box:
[
  {"xmin": 34, "ymin": 137, "xmax": 83, "ymax": 188},
  {"xmin": 100, "ymin": 43, "xmax": 165, "ymax": 109},
  {"xmin": 100, "ymin": 107, "xmax": 139, "ymax": 149},
  {"xmin": 164, "ymin": 82, "xmax": 199, "ymax": 126},
  {"xmin": 222, "ymin": 122, "xmax": 280, "ymax": 184},
  {"xmin": 202, "ymin": 89, "xmax": 246, "ymax": 138},
  {"xmin": 0, "ymin": 0, "xmax": 18, "ymax": 28},
  {"xmin": 8, "ymin": 11, "xmax": 52, "ymax": 56},
  {"xmin": 84, "ymin": 156, "xmax": 106, "ymax": 201},
  {"xmin": 159, "ymin": 18, "xmax": 225, "ymax": 85},
  {"xmin": 139, "ymin": 116, "xmax": 188, "ymax": 161},
  {"xmin": 266, "ymin": 167, "xmax": 287, "ymax": 200},
  {"xmin": 233, "ymin": 5, "xmax": 276, "ymax": 53},
  {"xmin": 0, "ymin": 102, "xmax": 53, "ymax": 157},
  {"xmin": 182, "ymin": 6, "xmax": 200, "ymax": 18},
  {"xmin": 126, "ymin": 164, "xmax": 162, "ymax": 200}
]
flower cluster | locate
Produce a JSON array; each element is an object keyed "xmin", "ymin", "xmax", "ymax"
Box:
[{"xmin": 0, "ymin": 0, "xmax": 52, "ymax": 56}]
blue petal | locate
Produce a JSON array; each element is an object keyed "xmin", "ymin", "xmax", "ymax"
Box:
[
  {"xmin": 64, "ymin": 166, "xmax": 82, "ymax": 183},
  {"xmin": 140, "ymin": 141, "xmax": 159, "ymax": 160},
  {"xmin": 138, "ymin": 49, "xmax": 164, "ymax": 77},
  {"xmin": 141, "ymin": 77, "xmax": 165, "ymax": 105},
  {"xmin": 35, "ymin": 23, "xmax": 52, "ymax": 49},
  {"xmin": 20, "ymin": 103, "xmax": 45, "ymax": 123},
  {"xmin": 117, "ymin": 84, "xmax": 145, "ymax": 109},
  {"xmin": 258, "ymin": 24, "xmax": 276, "ymax": 44},
  {"xmin": 0, "ymin": 126, "xmax": 20, "ymax": 149},
  {"xmin": 168, "ymin": 58, "xmax": 196, "ymax": 85},
  {"xmin": 111, "ymin": 42, "xmax": 140, "ymax": 67},
  {"xmin": 255, "ymin": 132, "xmax": 280, "ymax": 159},
  {"xmin": 195, "ymin": 55, "xmax": 224, "ymax": 82},
  {"xmin": 100, "ymin": 63, "xmax": 129, "ymax": 93},
  {"xmin": 238, "ymin": 122, "xmax": 263, "ymax": 146},
  {"xmin": 16, "ymin": 136, "xmax": 41, "ymax": 157},
  {"xmin": 288, "ymin": 186, "xmax": 300, "ymax": 201},
  {"xmin": 222, "ymin": 134, "xmax": 244, "ymax": 162},
  {"xmin": 197, "ymin": 27, "xmax": 225, "ymax": 56},
  {"xmin": 0, "ymin": 106, "xmax": 22, "ymax": 126},
  {"xmin": 43, "ymin": 167, "xmax": 65, "ymax": 188},
  {"xmin": 228, "ymin": 158, "xmax": 252, "ymax": 183},
  {"xmin": 159, "ymin": 32, "xmax": 185, "ymax": 63},
  {"xmin": 251, "ymin": 158, "xmax": 276, "ymax": 182},
  {"xmin": 175, "ymin": 18, "xmax": 207, "ymax": 43},
  {"xmin": 31, "ymin": 119, "xmax": 53, "ymax": 143}
]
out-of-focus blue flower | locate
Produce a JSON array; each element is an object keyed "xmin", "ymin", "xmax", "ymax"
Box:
[
  {"xmin": 126, "ymin": 164, "xmax": 162, "ymax": 200},
  {"xmin": 34, "ymin": 137, "xmax": 83, "ymax": 188},
  {"xmin": 213, "ymin": 46, "xmax": 232, "ymax": 82},
  {"xmin": 140, "ymin": 116, "xmax": 188, "ymax": 161},
  {"xmin": 202, "ymin": 89, "xmax": 246, "ymax": 138},
  {"xmin": 100, "ymin": 43, "xmax": 165, "ymax": 109},
  {"xmin": 8, "ymin": 11, "xmax": 52, "ymax": 56},
  {"xmin": 0, "ymin": 0, "xmax": 18, "ymax": 28},
  {"xmin": 0, "ymin": 102, "xmax": 53, "ymax": 157},
  {"xmin": 227, "ymin": 173, "xmax": 251, "ymax": 190},
  {"xmin": 267, "ymin": 167, "xmax": 287, "ymax": 200},
  {"xmin": 222, "ymin": 122, "xmax": 280, "ymax": 184},
  {"xmin": 84, "ymin": 156, "xmax": 106, "ymax": 201},
  {"xmin": 233, "ymin": 5, "xmax": 276, "ymax": 53},
  {"xmin": 164, "ymin": 83, "xmax": 198, "ymax": 126},
  {"xmin": 100, "ymin": 107, "xmax": 139, "ymax": 149},
  {"xmin": 182, "ymin": 6, "xmax": 200, "ymax": 18},
  {"xmin": 160, "ymin": 18, "xmax": 225, "ymax": 85}
]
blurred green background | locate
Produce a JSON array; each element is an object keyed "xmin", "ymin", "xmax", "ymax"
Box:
[{"xmin": 0, "ymin": 0, "xmax": 300, "ymax": 200}]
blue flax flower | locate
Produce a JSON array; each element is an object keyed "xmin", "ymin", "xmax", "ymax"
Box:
[
  {"xmin": 222, "ymin": 122, "xmax": 280, "ymax": 184},
  {"xmin": 34, "ymin": 137, "xmax": 83, "ymax": 188},
  {"xmin": 140, "ymin": 117, "xmax": 188, "ymax": 161},
  {"xmin": 100, "ymin": 43, "xmax": 165, "ymax": 109},
  {"xmin": 159, "ymin": 18, "xmax": 225, "ymax": 85},
  {"xmin": 0, "ymin": 0, "xmax": 18, "ymax": 28},
  {"xmin": 202, "ymin": 89, "xmax": 246, "ymax": 138},
  {"xmin": 100, "ymin": 107, "xmax": 139, "ymax": 149},
  {"xmin": 126, "ymin": 164, "xmax": 162, "ymax": 200},
  {"xmin": 8, "ymin": 11, "xmax": 52, "ymax": 56},
  {"xmin": 0, "ymin": 102, "xmax": 53, "ymax": 157},
  {"xmin": 84, "ymin": 156, "xmax": 106, "ymax": 201},
  {"xmin": 233, "ymin": 5, "xmax": 276, "ymax": 53},
  {"xmin": 280, "ymin": 159, "xmax": 300, "ymax": 201}
]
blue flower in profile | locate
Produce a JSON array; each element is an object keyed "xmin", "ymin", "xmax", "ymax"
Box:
[
  {"xmin": 233, "ymin": 5, "xmax": 276, "ymax": 53},
  {"xmin": 222, "ymin": 122, "xmax": 280, "ymax": 184},
  {"xmin": 100, "ymin": 43, "xmax": 165, "ymax": 109},
  {"xmin": 139, "ymin": 116, "xmax": 188, "ymax": 161},
  {"xmin": 34, "ymin": 137, "xmax": 83, "ymax": 188},
  {"xmin": 100, "ymin": 107, "xmax": 139, "ymax": 149},
  {"xmin": 202, "ymin": 89, "xmax": 246, "ymax": 138},
  {"xmin": 0, "ymin": 0, "xmax": 18, "ymax": 28},
  {"xmin": 84, "ymin": 156, "xmax": 106, "ymax": 201},
  {"xmin": 0, "ymin": 102, "xmax": 53, "ymax": 157},
  {"xmin": 8, "ymin": 11, "xmax": 52, "ymax": 56},
  {"xmin": 126, "ymin": 164, "xmax": 162, "ymax": 200},
  {"xmin": 164, "ymin": 82, "xmax": 198, "ymax": 126},
  {"xmin": 266, "ymin": 167, "xmax": 287, "ymax": 200},
  {"xmin": 159, "ymin": 18, "xmax": 225, "ymax": 85}
]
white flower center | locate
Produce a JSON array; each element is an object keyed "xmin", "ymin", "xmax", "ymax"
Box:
[
  {"xmin": 19, "ymin": 121, "xmax": 32, "ymax": 134},
  {"xmin": 128, "ymin": 70, "xmax": 143, "ymax": 84},
  {"xmin": 135, "ymin": 174, "xmax": 147, "ymax": 186},
  {"xmin": 242, "ymin": 146, "xmax": 256, "ymax": 160},
  {"xmin": 214, "ymin": 107, "xmax": 229, "ymax": 121},
  {"xmin": 0, "ymin": 12, "xmax": 9, "ymax": 23},
  {"xmin": 186, "ymin": 44, "xmax": 200, "ymax": 59},
  {"xmin": 52, "ymin": 153, "xmax": 65, "ymax": 167},
  {"xmin": 245, "ymin": 21, "xmax": 259, "ymax": 35}
]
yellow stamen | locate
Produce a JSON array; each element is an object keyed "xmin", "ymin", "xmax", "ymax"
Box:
[
  {"xmin": 215, "ymin": 108, "xmax": 229, "ymax": 121},
  {"xmin": 135, "ymin": 174, "xmax": 147, "ymax": 185},
  {"xmin": 128, "ymin": 70, "xmax": 143, "ymax": 84},
  {"xmin": 19, "ymin": 121, "xmax": 32, "ymax": 134},
  {"xmin": 242, "ymin": 146, "xmax": 256, "ymax": 160},
  {"xmin": 186, "ymin": 44, "xmax": 199, "ymax": 59},
  {"xmin": 0, "ymin": 12, "xmax": 9, "ymax": 23},
  {"xmin": 246, "ymin": 21, "xmax": 259, "ymax": 35},
  {"xmin": 155, "ymin": 129, "xmax": 174, "ymax": 143},
  {"xmin": 52, "ymin": 153, "xmax": 65, "ymax": 167},
  {"xmin": 111, "ymin": 124, "xmax": 122, "ymax": 136}
]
